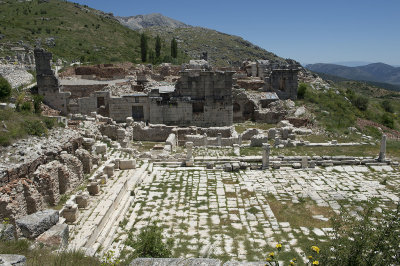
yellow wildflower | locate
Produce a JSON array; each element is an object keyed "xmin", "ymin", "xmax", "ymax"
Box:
[
  {"xmin": 292, "ymin": 258, "xmax": 297, "ymax": 262},
  {"xmin": 269, "ymin": 252, "xmax": 275, "ymax": 257},
  {"xmin": 308, "ymin": 255, "xmax": 313, "ymax": 260},
  {"xmin": 313, "ymin": 261, "xmax": 319, "ymax": 265},
  {"xmin": 276, "ymin": 243, "xmax": 282, "ymax": 250},
  {"xmin": 290, "ymin": 262, "xmax": 295, "ymax": 266},
  {"xmin": 311, "ymin": 246, "xmax": 320, "ymax": 254},
  {"xmin": 266, "ymin": 257, "xmax": 272, "ymax": 262}
]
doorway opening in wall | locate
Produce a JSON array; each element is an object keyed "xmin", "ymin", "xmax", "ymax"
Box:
[
  {"xmin": 279, "ymin": 77, "xmax": 286, "ymax": 91},
  {"xmin": 97, "ymin": 97, "xmax": 105, "ymax": 108},
  {"xmin": 132, "ymin": 105, "xmax": 144, "ymax": 121},
  {"xmin": 192, "ymin": 102, "xmax": 204, "ymax": 114}
]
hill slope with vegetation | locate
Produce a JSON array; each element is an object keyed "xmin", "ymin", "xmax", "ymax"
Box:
[
  {"xmin": 117, "ymin": 13, "xmax": 285, "ymax": 66},
  {"xmin": 0, "ymin": 0, "xmax": 188, "ymax": 64}
]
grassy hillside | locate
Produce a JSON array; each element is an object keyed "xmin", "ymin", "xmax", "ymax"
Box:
[
  {"xmin": 143, "ymin": 26, "xmax": 285, "ymax": 66},
  {"xmin": 0, "ymin": 0, "xmax": 188, "ymax": 64}
]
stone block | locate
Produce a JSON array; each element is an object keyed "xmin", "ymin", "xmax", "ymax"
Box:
[
  {"xmin": 0, "ymin": 224, "xmax": 15, "ymax": 241},
  {"xmin": 16, "ymin": 209, "xmax": 59, "ymax": 239},
  {"xmin": 62, "ymin": 204, "xmax": 78, "ymax": 223},
  {"xmin": 232, "ymin": 162, "xmax": 240, "ymax": 172},
  {"xmin": 0, "ymin": 254, "xmax": 26, "ymax": 266},
  {"xmin": 224, "ymin": 163, "xmax": 232, "ymax": 172},
  {"xmin": 36, "ymin": 223, "xmax": 69, "ymax": 248},
  {"xmin": 95, "ymin": 144, "xmax": 107, "ymax": 154},
  {"xmin": 103, "ymin": 164, "xmax": 115, "ymax": 178},
  {"xmin": 272, "ymin": 162, "xmax": 281, "ymax": 169},
  {"xmin": 292, "ymin": 163, "xmax": 301, "ymax": 169},
  {"xmin": 206, "ymin": 162, "xmax": 214, "ymax": 169},
  {"xmin": 119, "ymin": 159, "xmax": 136, "ymax": 170},
  {"xmin": 87, "ymin": 182, "xmax": 100, "ymax": 195},
  {"xmin": 239, "ymin": 162, "xmax": 248, "ymax": 170},
  {"xmin": 250, "ymin": 134, "xmax": 269, "ymax": 147},
  {"xmin": 75, "ymin": 192, "xmax": 89, "ymax": 208}
]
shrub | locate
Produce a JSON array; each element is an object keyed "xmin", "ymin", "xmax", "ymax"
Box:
[
  {"xmin": 297, "ymin": 83, "xmax": 307, "ymax": 99},
  {"xmin": 125, "ymin": 222, "xmax": 173, "ymax": 259},
  {"xmin": 319, "ymin": 200, "xmax": 400, "ymax": 265},
  {"xmin": 352, "ymin": 96, "xmax": 369, "ymax": 111},
  {"xmin": 24, "ymin": 120, "xmax": 47, "ymax": 136},
  {"xmin": 33, "ymin": 94, "xmax": 44, "ymax": 114},
  {"xmin": 381, "ymin": 113, "xmax": 395, "ymax": 129},
  {"xmin": 21, "ymin": 101, "xmax": 32, "ymax": 112},
  {"xmin": 0, "ymin": 76, "xmax": 11, "ymax": 100},
  {"xmin": 43, "ymin": 116, "xmax": 56, "ymax": 129},
  {"xmin": 381, "ymin": 100, "xmax": 394, "ymax": 113}
]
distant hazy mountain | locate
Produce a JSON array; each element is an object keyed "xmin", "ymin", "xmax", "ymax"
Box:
[
  {"xmin": 116, "ymin": 13, "xmax": 190, "ymax": 30},
  {"xmin": 330, "ymin": 61, "xmax": 373, "ymax": 67},
  {"xmin": 306, "ymin": 63, "xmax": 400, "ymax": 85}
]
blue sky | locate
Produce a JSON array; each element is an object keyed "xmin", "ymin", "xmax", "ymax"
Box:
[{"xmin": 75, "ymin": 0, "xmax": 400, "ymax": 65}]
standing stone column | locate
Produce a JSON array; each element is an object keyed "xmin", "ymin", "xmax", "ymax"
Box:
[
  {"xmin": 301, "ymin": 156, "xmax": 308, "ymax": 169},
  {"xmin": 203, "ymin": 133, "xmax": 208, "ymax": 147},
  {"xmin": 233, "ymin": 144, "xmax": 240, "ymax": 156},
  {"xmin": 378, "ymin": 135, "xmax": 387, "ymax": 162},
  {"xmin": 238, "ymin": 134, "xmax": 242, "ymax": 146},
  {"xmin": 217, "ymin": 133, "xmax": 222, "ymax": 147},
  {"xmin": 186, "ymin": 142, "xmax": 194, "ymax": 166},
  {"xmin": 262, "ymin": 143, "xmax": 270, "ymax": 169}
]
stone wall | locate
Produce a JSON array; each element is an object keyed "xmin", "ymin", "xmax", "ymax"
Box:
[{"xmin": 264, "ymin": 69, "xmax": 299, "ymax": 100}]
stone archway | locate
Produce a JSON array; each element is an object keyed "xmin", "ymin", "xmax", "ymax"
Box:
[{"xmin": 233, "ymin": 103, "xmax": 241, "ymax": 113}]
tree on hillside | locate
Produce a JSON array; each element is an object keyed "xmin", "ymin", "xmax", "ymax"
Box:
[
  {"xmin": 155, "ymin": 35, "xmax": 161, "ymax": 58},
  {"xmin": 140, "ymin": 33, "xmax": 147, "ymax": 63},
  {"xmin": 171, "ymin": 38, "xmax": 178, "ymax": 59},
  {"xmin": 0, "ymin": 76, "xmax": 11, "ymax": 100}
]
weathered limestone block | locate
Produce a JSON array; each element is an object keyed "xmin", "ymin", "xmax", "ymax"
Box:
[
  {"xmin": 239, "ymin": 162, "xmax": 248, "ymax": 170},
  {"xmin": 36, "ymin": 223, "xmax": 69, "ymax": 248},
  {"xmin": 224, "ymin": 163, "xmax": 232, "ymax": 172},
  {"xmin": 16, "ymin": 209, "xmax": 59, "ymax": 239},
  {"xmin": 0, "ymin": 254, "xmax": 26, "ymax": 266},
  {"xmin": 378, "ymin": 135, "xmax": 387, "ymax": 162},
  {"xmin": 82, "ymin": 138, "xmax": 95, "ymax": 151},
  {"xmin": 292, "ymin": 162, "xmax": 301, "ymax": 169},
  {"xmin": 97, "ymin": 175, "xmax": 108, "ymax": 185},
  {"xmin": 103, "ymin": 164, "xmax": 115, "ymax": 178},
  {"xmin": 272, "ymin": 162, "xmax": 281, "ymax": 169},
  {"xmin": 62, "ymin": 204, "xmax": 78, "ymax": 223},
  {"xmin": 268, "ymin": 128, "xmax": 277, "ymax": 140},
  {"xmin": 231, "ymin": 162, "xmax": 240, "ymax": 172},
  {"xmin": 250, "ymin": 134, "xmax": 269, "ymax": 147},
  {"xmin": 301, "ymin": 156, "xmax": 308, "ymax": 169},
  {"xmin": 185, "ymin": 142, "xmax": 194, "ymax": 166},
  {"xmin": 95, "ymin": 143, "xmax": 107, "ymax": 154},
  {"xmin": 241, "ymin": 128, "xmax": 262, "ymax": 140},
  {"xmin": 87, "ymin": 182, "xmax": 100, "ymax": 195},
  {"xmin": 0, "ymin": 223, "xmax": 15, "ymax": 241},
  {"xmin": 206, "ymin": 162, "xmax": 214, "ymax": 169},
  {"xmin": 119, "ymin": 160, "xmax": 136, "ymax": 170},
  {"xmin": 165, "ymin": 133, "xmax": 177, "ymax": 150},
  {"xmin": 75, "ymin": 192, "xmax": 89, "ymax": 208},
  {"xmin": 75, "ymin": 149, "xmax": 92, "ymax": 174}
]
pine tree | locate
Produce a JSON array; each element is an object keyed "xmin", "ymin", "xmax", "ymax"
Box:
[
  {"xmin": 140, "ymin": 33, "xmax": 147, "ymax": 62},
  {"xmin": 155, "ymin": 35, "xmax": 161, "ymax": 58},
  {"xmin": 171, "ymin": 38, "xmax": 178, "ymax": 59}
]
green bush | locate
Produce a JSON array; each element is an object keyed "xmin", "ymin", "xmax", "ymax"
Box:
[
  {"xmin": 381, "ymin": 113, "xmax": 395, "ymax": 129},
  {"xmin": 352, "ymin": 96, "xmax": 369, "ymax": 111},
  {"xmin": 21, "ymin": 101, "xmax": 32, "ymax": 112},
  {"xmin": 297, "ymin": 83, "xmax": 307, "ymax": 99},
  {"xmin": 320, "ymin": 200, "xmax": 400, "ymax": 265},
  {"xmin": 125, "ymin": 222, "xmax": 173, "ymax": 259},
  {"xmin": 0, "ymin": 76, "xmax": 11, "ymax": 100},
  {"xmin": 381, "ymin": 100, "xmax": 394, "ymax": 113},
  {"xmin": 24, "ymin": 120, "xmax": 47, "ymax": 137},
  {"xmin": 43, "ymin": 117, "xmax": 57, "ymax": 129}
]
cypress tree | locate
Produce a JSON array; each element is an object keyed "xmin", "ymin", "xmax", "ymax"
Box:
[
  {"xmin": 171, "ymin": 38, "xmax": 178, "ymax": 59},
  {"xmin": 155, "ymin": 35, "xmax": 161, "ymax": 58},
  {"xmin": 140, "ymin": 33, "xmax": 147, "ymax": 62}
]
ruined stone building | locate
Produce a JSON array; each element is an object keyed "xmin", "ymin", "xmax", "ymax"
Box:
[
  {"xmin": 34, "ymin": 48, "xmax": 234, "ymax": 127},
  {"xmin": 243, "ymin": 59, "xmax": 300, "ymax": 100}
]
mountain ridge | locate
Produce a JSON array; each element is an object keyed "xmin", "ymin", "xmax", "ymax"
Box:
[
  {"xmin": 116, "ymin": 13, "xmax": 190, "ymax": 30},
  {"xmin": 306, "ymin": 62, "xmax": 400, "ymax": 85}
]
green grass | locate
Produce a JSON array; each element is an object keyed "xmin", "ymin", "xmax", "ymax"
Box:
[
  {"xmin": 0, "ymin": 108, "xmax": 61, "ymax": 146},
  {"xmin": 0, "ymin": 240, "xmax": 102, "ymax": 265},
  {"xmin": 0, "ymin": 0, "xmax": 189, "ymax": 64}
]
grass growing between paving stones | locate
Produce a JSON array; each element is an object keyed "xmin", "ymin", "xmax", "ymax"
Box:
[
  {"xmin": 0, "ymin": 240, "xmax": 102, "ymax": 265},
  {"xmin": 235, "ymin": 122, "xmax": 277, "ymax": 134},
  {"xmin": 267, "ymin": 195, "xmax": 334, "ymax": 228}
]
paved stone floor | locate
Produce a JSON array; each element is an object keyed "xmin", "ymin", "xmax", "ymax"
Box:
[
  {"xmin": 126, "ymin": 165, "xmax": 399, "ymax": 262},
  {"xmin": 124, "ymin": 166, "xmax": 400, "ymax": 261}
]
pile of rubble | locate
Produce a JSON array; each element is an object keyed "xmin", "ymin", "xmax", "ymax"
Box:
[{"xmin": 0, "ymin": 64, "xmax": 33, "ymax": 88}]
